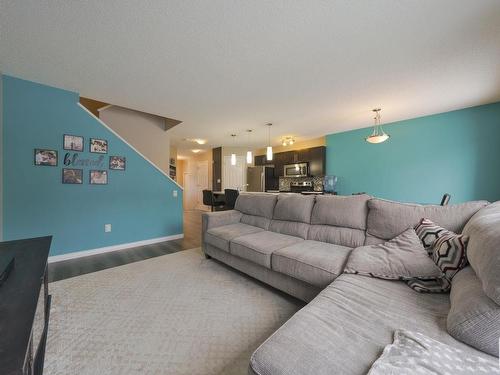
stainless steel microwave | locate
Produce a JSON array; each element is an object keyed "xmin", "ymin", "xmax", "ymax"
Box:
[{"xmin": 284, "ymin": 162, "xmax": 308, "ymax": 178}]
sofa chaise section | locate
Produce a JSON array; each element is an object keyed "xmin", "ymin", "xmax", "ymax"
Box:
[
  {"xmin": 249, "ymin": 274, "xmax": 496, "ymax": 375},
  {"xmin": 272, "ymin": 241, "xmax": 351, "ymax": 288}
]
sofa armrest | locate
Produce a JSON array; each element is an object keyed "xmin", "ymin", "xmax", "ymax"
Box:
[
  {"xmin": 202, "ymin": 210, "xmax": 242, "ymax": 233},
  {"xmin": 202, "ymin": 210, "xmax": 242, "ymax": 254}
]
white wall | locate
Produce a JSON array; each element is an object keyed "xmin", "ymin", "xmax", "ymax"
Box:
[
  {"xmin": 221, "ymin": 147, "xmax": 255, "ymax": 190},
  {"xmin": 99, "ymin": 106, "xmax": 171, "ymax": 174},
  {"xmin": 182, "ymin": 150, "xmax": 212, "ymax": 211}
]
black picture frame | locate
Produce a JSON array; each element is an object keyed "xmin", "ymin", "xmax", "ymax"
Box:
[
  {"xmin": 89, "ymin": 170, "xmax": 108, "ymax": 185},
  {"xmin": 89, "ymin": 138, "xmax": 108, "ymax": 154},
  {"xmin": 109, "ymin": 156, "xmax": 126, "ymax": 170},
  {"xmin": 62, "ymin": 168, "xmax": 83, "ymax": 184},
  {"xmin": 63, "ymin": 134, "xmax": 84, "ymax": 152},
  {"xmin": 34, "ymin": 149, "xmax": 58, "ymax": 166}
]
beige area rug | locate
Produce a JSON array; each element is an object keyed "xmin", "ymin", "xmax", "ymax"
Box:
[{"xmin": 45, "ymin": 248, "xmax": 303, "ymax": 375}]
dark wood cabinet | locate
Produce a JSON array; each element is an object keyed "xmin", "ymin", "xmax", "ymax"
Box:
[
  {"xmin": 254, "ymin": 145, "xmax": 326, "ymax": 177},
  {"xmin": 308, "ymin": 146, "xmax": 326, "ymax": 176},
  {"xmin": 273, "ymin": 152, "xmax": 286, "ymax": 177},
  {"xmin": 0, "ymin": 236, "xmax": 52, "ymax": 375},
  {"xmin": 254, "ymin": 155, "xmax": 266, "ymax": 166},
  {"xmin": 212, "ymin": 147, "xmax": 222, "ymax": 191}
]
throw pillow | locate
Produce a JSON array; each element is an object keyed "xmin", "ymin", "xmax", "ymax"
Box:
[
  {"xmin": 367, "ymin": 330, "xmax": 499, "ymax": 375},
  {"xmin": 447, "ymin": 267, "xmax": 500, "ymax": 357},
  {"xmin": 432, "ymin": 232, "xmax": 469, "ymax": 281},
  {"xmin": 414, "ymin": 218, "xmax": 448, "ymax": 255},
  {"xmin": 344, "ymin": 228, "xmax": 443, "ymax": 280},
  {"xmin": 405, "ymin": 276, "xmax": 451, "ymax": 293},
  {"xmin": 411, "ymin": 218, "xmax": 469, "ymax": 293}
]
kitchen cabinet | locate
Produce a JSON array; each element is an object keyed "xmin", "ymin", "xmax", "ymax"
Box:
[
  {"xmin": 308, "ymin": 146, "xmax": 326, "ymax": 176},
  {"xmin": 255, "ymin": 146, "xmax": 326, "ymax": 176},
  {"xmin": 254, "ymin": 155, "xmax": 266, "ymax": 166}
]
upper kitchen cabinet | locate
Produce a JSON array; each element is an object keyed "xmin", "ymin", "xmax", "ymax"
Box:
[
  {"xmin": 254, "ymin": 155, "xmax": 266, "ymax": 166},
  {"xmin": 307, "ymin": 146, "xmax": 326, "ymax": 176},
  {"xmin": 273, "ymin": 151, "xmax": 287, "ymax": 177},
  {"xmin": 254, "ymin": 145, "xmax": 326, "ymax": 176}
]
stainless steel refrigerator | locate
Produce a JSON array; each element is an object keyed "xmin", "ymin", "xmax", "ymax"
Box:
[{"xmin": 246, "ymin": 166, "xmax": 276, "ymax": 192}]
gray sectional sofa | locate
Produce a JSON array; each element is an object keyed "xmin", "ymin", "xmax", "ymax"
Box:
[{"xmin": 201, "ymin": 193, "xmax": 500, "ymax": 374}]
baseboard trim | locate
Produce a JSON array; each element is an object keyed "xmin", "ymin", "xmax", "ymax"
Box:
[{"xmin": 48, "ymin": 234, "xmax": 184, "ymax": 263}]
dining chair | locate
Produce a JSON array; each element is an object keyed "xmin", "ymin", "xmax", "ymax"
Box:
[
  {"xmin": 202, "ymin": 190, "xmax": 225, "ymax": 212},
  {"xmin": 224, "ymin": 189, "xmax": 239, "ymax": 210}
]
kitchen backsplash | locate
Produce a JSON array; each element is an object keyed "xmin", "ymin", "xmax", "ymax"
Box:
[{"xmin": 279, "ymin": 176, "xmax": 324, "ymax": 191}]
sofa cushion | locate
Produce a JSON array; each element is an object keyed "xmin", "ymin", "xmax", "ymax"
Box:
[
  {"xmin": 268, "ymin": 194, "xmax": 315, "ymax": 239},
  {"xmin": 205, "ymin": 223, "xmax": 264, "ymax": 252},
  {"xmin": 344, "ymin": 228, "xmax": 443, "ymax": 280},
  {"xmin": 269, "ymin": 220, "xmax": 310, "ymax": 240},
  {"xmin": 230, "ymin": 231, "xmax": 303, "ymax": 268},
  {"xmin": 311, "ymin": 194, "xmax": 370, "ymax": 230},
  {"xmin": 366, "ymin": 198, "xmax": 488, "ymax": 242},
  {"xmin": 235, "ymin": 193, "xmax": 277, "ymax": 219},
  {"xmin": 447, "ymin": 267, "xmax": 500, "ymax": 357},
  {"xmin": 368, "ymin": 330, "xmax": 500, "ymax": 375},
  {"xmin": 249, "ymin": 274, "xmax": 495, "ymax": 375},
  {"xmin": 462, "ymin": 201, "xmax": 500, "ymax": 305},
  {"xmin": 272, "ymin": 194, "xmax": 316, "ymax": 223},
  {"xmin": 272, "ymin": 240, "xmax": 352, "ymax": 288},
  {"xmin": 240, "ymin": 214, "xmax": 271, "ymax": 230},
  {"xmin": 307, "ymin": 225, "xmax": 365, "ymax": 248}
]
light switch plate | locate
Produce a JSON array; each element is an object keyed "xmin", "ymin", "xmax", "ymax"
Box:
[
  {"xmin": 173, "ymin": 190, "xmax": 178, "ymax": 197},
  {"xmin": 104, "ymin": 224, "xmax": 112, "ymax": 233}
]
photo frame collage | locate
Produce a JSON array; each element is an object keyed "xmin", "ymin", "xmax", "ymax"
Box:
[{"xmin": 34, "ymin": 135, "xmax": 126, "ymax": 185}]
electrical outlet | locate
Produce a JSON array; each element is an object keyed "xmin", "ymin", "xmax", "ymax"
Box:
[
  {"xmin": 104, "ymin": 224, "xmax": 112, "ymax": 233},
  {"xmin": 173, "ymin": 190, "xmax": 178, "ymax": 197}
]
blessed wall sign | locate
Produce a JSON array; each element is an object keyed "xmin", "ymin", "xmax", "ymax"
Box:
[{"xmin": 63, "ymin": 153, "xmax": 105, "ymax": 168}]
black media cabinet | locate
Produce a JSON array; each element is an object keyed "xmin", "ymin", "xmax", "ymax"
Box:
[{"xmin": 0, "ymin": 236, "xmax": 52, "ymax": 375}]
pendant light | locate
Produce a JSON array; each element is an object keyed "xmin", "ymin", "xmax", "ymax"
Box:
[
  {"xmin": 365, "ymin": 108, "xmax": 390, "ymax": 144},
  {"xmin": 246, "ymin": 129, "xmax": 253, "ymax": 164},
  {"xmin": 266, "ymin": 123, "xmax": 273, "ymax": 161},
  {"xmin": 230, "ymin": 134, "xmax": 237, "ymax": 166}
]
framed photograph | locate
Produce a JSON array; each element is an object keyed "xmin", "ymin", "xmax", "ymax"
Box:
[
  {"xmin": 63, "ymin": 134, "xmax": 84, "ymax": 151},
  {"xmin": 89, "ymin": 138, "xmax": 108, "ymax": 154},
  {"xmin": 34, "ymin": 149, "xmax": 58, "ymax": 166},
  {"xmin": 109, "ymin": 156, "xmax": 126, "ymax": 170},
  {"xmin": 90, "ymin": 170, "xmax": 108, "ymax": 185},
  {"xmin": 62, "ymin": 168, "xmax": 83, "ymax": 184}
]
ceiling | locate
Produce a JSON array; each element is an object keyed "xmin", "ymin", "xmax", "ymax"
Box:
[{"xmin": 2, "ymin": 1, "xmax": 500, "ymax": 158}]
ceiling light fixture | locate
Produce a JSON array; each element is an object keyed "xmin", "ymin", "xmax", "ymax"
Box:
[
  {"xmin": 230, "ymin": 134, "xmax": 237, "ymax": 166},
  {"xmin": 365, "ymin": 108, "xmax": 390, "ymax": 144},
  {"xmin": 246, "ymin": 130, "xmax": 253, "ymax": 164},
  {"xmin": 191, "ymin": 149, "xmax": 202, "ymax": 153},
  {"xmin": 281, "ymin": 136, "xmax": 295, "ymax": 146},
  {"xmin": 266, "ymin": 123, "xmax": 273, "ymax": 161},
  {"xmin": 184, "ymin": 138, "xmax": 207, "ymax": 145}
]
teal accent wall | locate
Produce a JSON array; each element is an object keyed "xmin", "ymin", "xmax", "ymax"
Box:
[
  {"xmin": 2, "ymin": 75, "xmax": 183, "ymax": 256},
  {"xmin": 326, "ymin": 102, "xmax": 500, "ymax": 203}
]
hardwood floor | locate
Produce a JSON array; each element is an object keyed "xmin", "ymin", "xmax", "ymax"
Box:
[{"xmin": 49, "ymin": 210, "xmax": 204, "ymax": 282}]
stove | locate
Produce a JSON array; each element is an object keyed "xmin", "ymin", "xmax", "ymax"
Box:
[{"xmin": 290, "ymin": 181, "xmax": 314, "ymax": 193}]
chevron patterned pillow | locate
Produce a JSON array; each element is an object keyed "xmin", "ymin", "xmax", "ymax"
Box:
[
  {"xmin": 406, "ymin": 276, "xmax": 451, "ymax": 293},
  {"xmin": 414, "ymin": 218, "xmax": 448, "ymax": 255},
  {"xmin": 409, "ymin": 218, "xmax": 469, "ymax": 293},
  {"xmin": 432, "ymin": 232, "xmax": 469, "ymax": 281}
]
